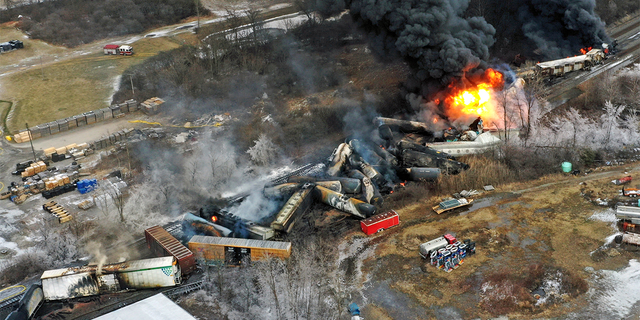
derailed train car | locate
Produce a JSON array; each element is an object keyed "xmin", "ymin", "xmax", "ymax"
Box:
[
  {"xmin": 4, "ymin": 285, "xmax": 43, "ymax": 320},
  {"xmin": 270, "ymin": 187, "xmax": 314, "ymax": 233},
  {"xmin": 188, "ymin": 235, "xmax": 291, "ymax": 266},
  {"xmin": 144, "ymin": 225, "xmax": 197, "ymax": 274},
  {"xmin": 40, "ymin": 257, "xmax": 180, "ymax": 301}
]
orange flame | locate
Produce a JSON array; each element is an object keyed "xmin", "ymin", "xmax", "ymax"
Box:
[
  {"xmin": 211, "ymin": 216, "xmax": 218, "ymax": 223},
  {"xmin": 444, "ymin": 68, "xmax": 504, "ymax": 118},
  {"xmin": 580, "ymin": 47, "xmax": 593, "ymax": 55}
]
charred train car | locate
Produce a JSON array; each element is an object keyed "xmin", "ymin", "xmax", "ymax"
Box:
[
  {"xmin": 535, "ymin": 49, "xmax": 605, "ymax": 78},
  {"xmin": 40, "ymin": 257, "xmax": 180, "ymax": 301},
  {"xmin": 4, "ymin": 285, "xmax": 43, "ymax": 320}
]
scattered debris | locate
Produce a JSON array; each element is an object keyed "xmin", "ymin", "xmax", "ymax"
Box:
[
  {"xmin": 433, "ymin": 198, "xmax": 473, "ymax": 215},
  {"xmin": 484, "ymin": 185, "xmax": 495, "ymax": 191},
  {"xmin": 612, "ymin": 176, "xmax": 633, "ymax": 185},
  {"xmin": 77, "ymin": 199, "xmax": 95, "ymax": 210}
]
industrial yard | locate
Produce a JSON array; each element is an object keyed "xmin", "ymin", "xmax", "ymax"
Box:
[{"xmin": 1, "ymin": 1, "xmax": 640, "ymax": 320}]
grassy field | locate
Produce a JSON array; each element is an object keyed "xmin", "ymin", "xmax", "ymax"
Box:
[{"xmin": 1, "ymin": 35, "xmax": 184, "ymax": 133}]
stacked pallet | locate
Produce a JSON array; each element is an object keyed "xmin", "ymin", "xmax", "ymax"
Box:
[
  {"xmin": 43, "ymin": 174, "xmax": 71, "ymax": 190},
  {"xmin": 21, "ymin": 161, "xmax": 47, "ymax": 178},
  {"xmin": 12, "ymin": 131, "xmax": 32, "ymax": 143},
  {"xmin": 77, "ymin": 199, "xmax": 95, "ymax": 210},
  {"xmin": 43, "ymin": 201, "xmax": 73, "ymax": 223}
]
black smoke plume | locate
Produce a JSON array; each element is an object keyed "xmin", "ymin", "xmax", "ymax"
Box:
[
  {"xmin": 518, "ymin": 0, "xmax": 610, "ymax": 59},
  {"xmin": 315, "ymin": 0, "xmax": 496, "ymax": 96},
  {"xmin": 477, "ymin": 0, "xmax": 610, "ymax": 62}
]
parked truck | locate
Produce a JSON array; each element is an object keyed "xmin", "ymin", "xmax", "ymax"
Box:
[{"xmin": 103, "ymin": 44, "xmax": 134, "ymax": 55}]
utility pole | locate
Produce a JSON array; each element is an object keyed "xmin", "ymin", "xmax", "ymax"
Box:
[
  {"xmin": 195, "ymin": 0, "xmax": 200, "ymax": 34},
  {"xmin": 25, "ymin": 123, "xmax": 37, "ymax": 162},
  {"xmin": 129, "ymin": 74, "xmax": 135, "ymax": 96},
  {"xmin": 39, "ymin": 56, "xmax": 45, "ymax": 79}
]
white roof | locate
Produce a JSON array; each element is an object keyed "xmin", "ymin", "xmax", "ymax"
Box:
[
  {"xmin": 537, "ymin": 55, "xmax": 587, "ymax": 69},
  {"xmin": 93, "ymin": 294, "xmax": 196, "ymax": 320}
]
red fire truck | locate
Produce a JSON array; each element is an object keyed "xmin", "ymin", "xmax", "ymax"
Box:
[
  {"xmin": 103, "ymin": 44, "xmax": 134, "ymax": 55},
  {"xmin": 360, "ymin": 210, "xmax": 399, "ymax": 235}
]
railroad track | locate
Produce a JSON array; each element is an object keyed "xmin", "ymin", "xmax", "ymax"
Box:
[
  {"xmin": 163, "ymin": 280, "xmax": 205, "ymax": 299},
  {"xmin": 225, "ymin": 162, "xmax": 324, "ymax": 204}
]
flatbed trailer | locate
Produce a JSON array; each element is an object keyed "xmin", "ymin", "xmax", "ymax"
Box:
[{"xmin": 433, "ymin": 198, "xmax": 473, "ymax": 214}]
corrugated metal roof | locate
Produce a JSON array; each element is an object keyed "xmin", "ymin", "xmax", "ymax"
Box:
[
  {"xmin": 145, "ymin": 226, "xmax": 194, "ymax": 260},
  {"xmin": 189, "ymin": 235, "xmax": 291, "ymax": 251},
  {"xmin": 93, "ymin": 294, "xmax": 196, "ymax": 320}
]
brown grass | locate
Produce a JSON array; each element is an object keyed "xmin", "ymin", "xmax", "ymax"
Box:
[
  {"xmin": 435, "ymin": 155, "xmax": 517, "ymax": 196},
  {"xmin": 1, "ymin": 36, "xmax": 182, "ymax": 133}
]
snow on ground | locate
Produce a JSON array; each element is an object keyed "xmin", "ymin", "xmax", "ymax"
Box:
[{"xmin": 567, "ymin": 260, "xmax": 640, "ymax": 320}]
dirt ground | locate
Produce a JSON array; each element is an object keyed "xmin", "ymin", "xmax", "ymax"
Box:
[{"xmin": 344, "ymin": 164, "xmax": 640, "ymax": 319}]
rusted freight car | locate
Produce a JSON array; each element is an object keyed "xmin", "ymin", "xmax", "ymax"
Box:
[
  {"xmin": 188, "ymin": 235, "xmax": 291, "ymax": 266},
  {"xmin": 144, "ymin": 225, "xmax": 196, "ymax": 274}
]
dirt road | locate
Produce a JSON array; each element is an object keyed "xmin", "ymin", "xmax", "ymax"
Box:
[{"xmin": 356, "ymin": 163, "xmax": 640, "ymax": 319}]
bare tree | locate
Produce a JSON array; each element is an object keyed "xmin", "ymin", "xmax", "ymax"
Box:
[
  {"xmin": 294, "ymin": 0, "xmax": 317, "ymax": 25},
  {"xmin": 521, "ymin": 74, "xmax": 547, "ymax": 144},
  {"xmin": 247, "ymin": 134, "xmax": 279, "ymax": 166},
  {"xmin": 257, "ymin": 257, "xmax": 285, "ymax": 320},
  {"xmin": 225, "ymin": 9, "xmax": 243, "ymax": 45}
]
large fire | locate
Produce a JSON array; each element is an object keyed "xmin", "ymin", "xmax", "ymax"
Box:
[
  {"xmin": 443, "ymin": 68, "xmax": 504, "ymax": 120},
  {"xmin": 580, "ymin": 47, "xmax": 593, "ymax": 55}
]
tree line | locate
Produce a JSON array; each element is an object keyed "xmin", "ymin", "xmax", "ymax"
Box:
[{"xmin": 0, "ymin": 0, "xmax": 206, "ymax": 47}]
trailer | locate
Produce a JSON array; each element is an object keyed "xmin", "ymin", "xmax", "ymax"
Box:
[
  {"xmin": 144, "ymin": 225, "xmax": 197, "ymax": 274},
  {"xmin": 432, "ymin": 198, "xmax": 473, "ymax": 214},
  {"xmin": 188, "ymin": 235, "xmax": 291, "ymax": 266},
  {"xmin": 360, "ymin": 210, "xmax": 399, "ymax": 235}
]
